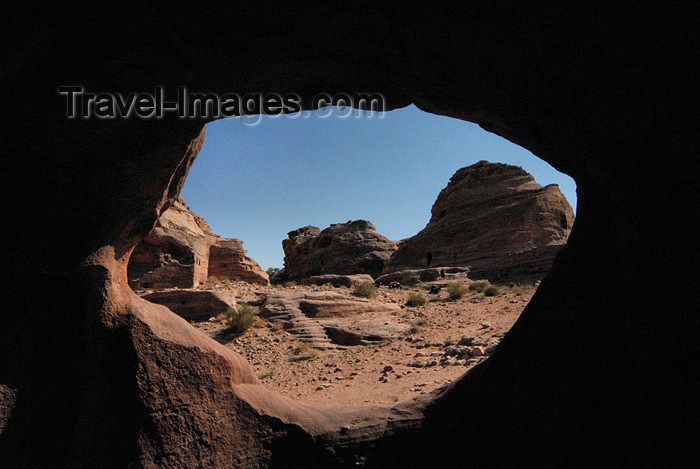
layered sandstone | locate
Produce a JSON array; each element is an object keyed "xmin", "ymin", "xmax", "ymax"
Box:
[
  {"xmin": 384, "ymin": 161, "xmax": 575, "ymax": 280},
  {"xmin": 259, "ymin": 291, "xmax": 404, "ymax": 349},
  {"xmin": 141, "ymin": 289, "xmax": 238, "ymax": 322},
  {"xmin": 375, "ymin": 266, "xmax": 470, "ymax": 287},
  {"xmin": 283, "ymin": 220, "xmax": 398, "ymax": 280},
  {"xmin": 128, "ymin": 197, "xmax": 269, "ymax": 288}
]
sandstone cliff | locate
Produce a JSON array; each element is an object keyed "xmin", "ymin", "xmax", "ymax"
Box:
[
  {"xmin": 282, "ymin": 220, "xmax": 398, "ymax": 280},
  {"xmin": 383, "ymin": 161, "xmax": 574, "ymax": 279},
  {"xmin": 128, "ymin": 197, "xmax": 269, "ymax": 288}
]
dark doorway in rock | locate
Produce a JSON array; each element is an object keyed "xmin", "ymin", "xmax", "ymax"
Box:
[
  {"xmin": 560, "ymin": 212, "xmax": 568, "ymax": 230},
  {"xmin": 426, "ymin": 251, "xmax": 433, "ymax": 266}
]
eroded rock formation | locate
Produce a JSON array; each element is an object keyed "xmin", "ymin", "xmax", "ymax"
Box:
[
  {"xmin": 259, "ymin": 291, "xmax": 404, "ymax": 349},
  {"xmin": 384, "ymin": 161, "xmax": 575, "ymax": 280},
  {"xmin": 141, "ymin": 289, "xmax": 238, "ymax": 322},
  {"xmin": 283, "ymin": 221, "xmax": 398, "ymax": 280},
  {"xmin": 375, "ymin": 266, "xmax": 470, "ymax": 287},
  {"xmin": 1, "ymin": 4, "xmax": 694, "ymax": 468},
  {"xmin": 128, "ymin": 196, "xmax": 269, "ymax": 288},
  {"xmin": 300, "ymin": 274, "xmax": 375, "ymax": 288}
]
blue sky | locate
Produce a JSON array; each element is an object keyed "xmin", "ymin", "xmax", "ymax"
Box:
[{"xmin": 181, "ymin": 105, "xmax": 576, "ymax": 270}]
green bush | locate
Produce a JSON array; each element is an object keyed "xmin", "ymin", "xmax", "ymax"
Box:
[
  {"xmin": 447, "ymin": 282, "xmax": 469, "ymax": 299},
  {"xmin": 266, "ymin": 267, "xmax": 285, "ymax": 284},
  {"xmin": 406, "ymin": 294, "xmax": 426, "ymax": 307},
  {"xmin": 484, "ymin": 285, "xmax": 501, "ymax": 297},
  {"xmin": 353, "ymin": 281, "xmax": 378, "ymax": 298},
  {"xmin": 468, "ymin": 280, "xmax": 490, "ymax": 293},
  {"xmin": 226, "ymin": 304, "xmax": 258, "ymax": 334}
]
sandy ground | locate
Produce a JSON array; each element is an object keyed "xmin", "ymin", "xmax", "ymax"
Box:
[{"xmin": 194, "ymin": 282, "xmax": 536, "ymax": 406}]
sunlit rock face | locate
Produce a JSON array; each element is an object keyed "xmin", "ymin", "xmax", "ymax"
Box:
[
  {"xmin": 282, "ymin": 220, "xmax": 398, "ymax": 280},
  {"xmin": 384, "ymin": 161, "xmax": 575, "ymax": 280},
  {"xmin": 128, "ymin": 196, "xmax": 269, "ymax": 289}
]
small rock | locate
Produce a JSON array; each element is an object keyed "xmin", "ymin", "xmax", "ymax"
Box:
[
  {"xmin": 382, "ymin": 365, "xmax": 394, "ymax": 373},
  {"xmin": 471, "ymin": 346, "xmax": 485, "ymax": 356},
  {"xmin": 480, "ymin": 322, "xmax": 491, "ymax": 329},
  {"xmin": 457, "ymin": 336, "xmax": 474, "ymax": 346}
]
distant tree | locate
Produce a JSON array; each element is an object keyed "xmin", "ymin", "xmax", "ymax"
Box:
[{"xmin": 266, "ymin": 267, "xmax": 286, "ymax": 284}]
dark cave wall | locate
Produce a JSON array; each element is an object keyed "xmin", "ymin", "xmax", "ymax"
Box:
[{"xmin": 0, "ymin": 2, "xmax": 696, "ymax": 467}]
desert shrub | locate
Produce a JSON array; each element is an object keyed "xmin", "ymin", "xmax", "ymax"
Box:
[
  {"xmin": 225, "ymin": 304, "xmax": 258, "ymax": 334},
  {"xmin": 484, "ymin": 285, "xmax": 501, "ymax": 296},
  {"xmin": 406, "ymin": 294, "xmax": 426, "ymax": 307},
  {"xmin": 447, "ymin": 282, "xmax": 469, "ymax": 299},
  {"xmin": 468, "ymin": 280, "xmax": 490, "ymax": 293},
  {"xmin": 353, "ymin": 281, "xmax": 378, "ymax": 298}
]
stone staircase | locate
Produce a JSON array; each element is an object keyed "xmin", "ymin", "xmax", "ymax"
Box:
[{"xmin": 259, "ymin": 293, "xmax": 336, "ymax": 350}]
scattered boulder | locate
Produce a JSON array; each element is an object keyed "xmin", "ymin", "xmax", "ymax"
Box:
[
  {"xmin": 128, "ymin": 197, "xmax": 269, "ymax": 289},
  {"xmin": 458, "ymin": 336, "xmax": 475, "ymax": 346},
  {"xmin": 282, "ymin": 220, "xmax": 398, "ymax": 280},
  {"xmin": 383, "ymin": 161, "xmax": 574, "ymax": 280}
]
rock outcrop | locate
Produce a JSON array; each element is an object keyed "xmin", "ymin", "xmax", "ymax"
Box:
[
  {"xmin": 283, "ymin": 221, "xmax": 398, "ymax": 280},
  {"xmin": 383, "ymin": 161, "xmax": 575, "ymax": 280},
  {"xmin": 300, "ymin": 274, "xmax": 375, "ymax": 288},
  {"xmin": 141, "ymin": 289, "xmax": 238, "ymax": 322},
  {"xmin": 375, "ymin": 267, "xmax": 470, "ymax": 287},
  {"xmin": 128, "ymin": 197, "xmax": 269, "ymax": 288},
  {"xmin": 259, "ymin": 291, "xmax": 403, "ymax": 348}
]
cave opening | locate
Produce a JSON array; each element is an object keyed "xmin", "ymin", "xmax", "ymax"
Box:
[
  {"xmin": 2, "ymin": 6, "xmax": 689, "ymax": 468},
  {"xmin": 128, "ymin": 104, "xmax": 577, "ymax": 406}
]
